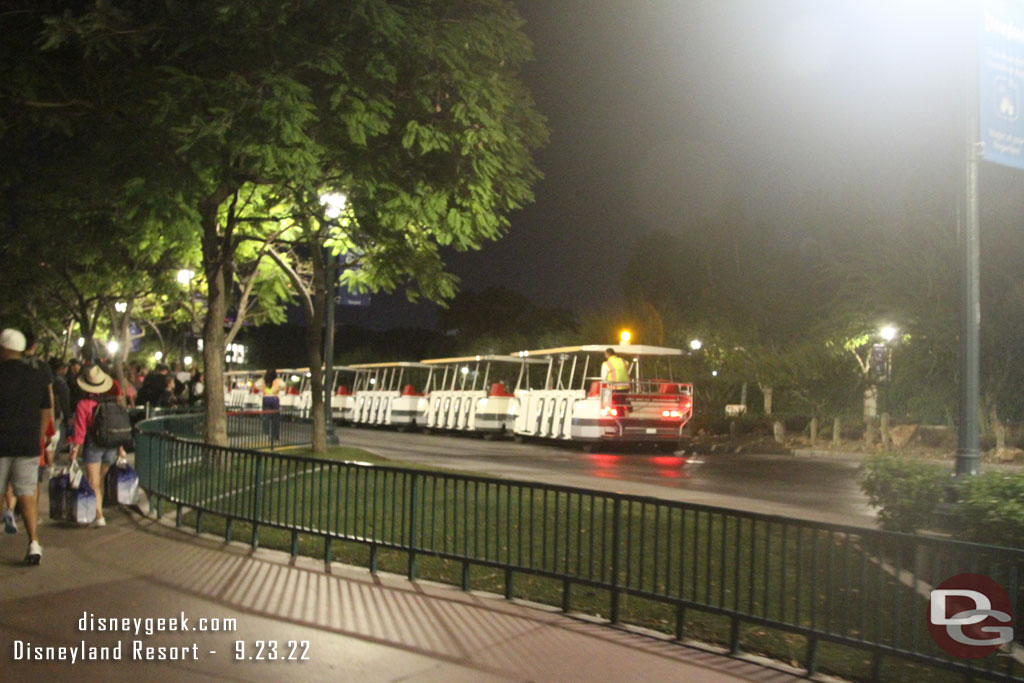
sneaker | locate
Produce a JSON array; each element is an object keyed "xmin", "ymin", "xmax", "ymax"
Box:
[
  {"xmin": 25, "ymin": 541, "xmax": 41, "ymax": 566},
  {"xmin": 3, "ymin": 510, "xmax": 16, "ymax": 535},
  {"xmin": 92, "ymin": 517, "xmax": 107, "ymax": 528}
]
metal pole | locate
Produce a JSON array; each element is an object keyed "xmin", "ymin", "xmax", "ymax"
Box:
[
  {"xmin": 956, "ymin": 9, "xmax": 981, "ymax": 478},
  {"xmin": 324, "ymin": 249, "xmax": 340, "ymax": 446}
]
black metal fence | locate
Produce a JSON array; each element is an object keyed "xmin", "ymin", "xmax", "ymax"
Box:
[{"xmin": 135, "ymin": 414, "xmax": 1023, "ymax": 682}]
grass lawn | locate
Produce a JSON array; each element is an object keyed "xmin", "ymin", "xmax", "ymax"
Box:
[{"xmin": 148, "ymin": 445, "xmax": 1010, "ymax": 683}]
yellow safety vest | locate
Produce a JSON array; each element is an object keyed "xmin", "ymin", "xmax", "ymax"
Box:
[{"xmin": 603, "ymin": 356, "xmax": 629, "ymax": 389}]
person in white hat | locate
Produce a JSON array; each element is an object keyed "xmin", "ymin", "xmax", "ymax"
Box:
[
  {"xmin": 68, "ymin": 365, "xmax": 122, "ymax": 527},
  {"xmin": 0, "ymin": 328, "xmax": 49, "ymax": 564}
]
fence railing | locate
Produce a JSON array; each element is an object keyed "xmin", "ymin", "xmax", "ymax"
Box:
[
  {"xmin": 135, "ymin": 414, "xmax": 1023, "ymax": 682},
  {"xmin": 142, "ymin": 409, "xmax": 311, "ymax": 450}
]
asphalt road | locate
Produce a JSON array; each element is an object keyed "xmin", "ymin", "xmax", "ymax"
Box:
[{"xmin": 325, "ymin": 427, "xmax": 877, "ymax": 528}]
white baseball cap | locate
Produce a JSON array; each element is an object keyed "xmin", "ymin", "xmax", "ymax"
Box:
[{"xmin": 0, "ymin": 329, "xmax": 26, "ymax": 352}]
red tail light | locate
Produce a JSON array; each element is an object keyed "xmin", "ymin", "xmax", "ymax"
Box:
[{"xmin": 601, "ymin": 406, "xmax": 619, "ymax": 417}]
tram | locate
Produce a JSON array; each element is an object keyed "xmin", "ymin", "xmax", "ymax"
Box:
[
  {"xmin": 347, "ymin": 362, "xmax": 432, "ymax": 428},
  {"xmin": 220, "ymin": 342, "xmax": 694, "ymax": 452},
  {"xmin": 510, "ymin": 345, "xmax": 693, "ymax": 451},
  {"xmin": 420, "ymin": 354, "xmax": 545, "ymax": 437}
]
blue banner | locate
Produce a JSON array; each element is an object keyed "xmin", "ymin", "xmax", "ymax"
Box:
[{"xmin": 980, "ymin": 0, "xmax": 1024, "ymax": 170}]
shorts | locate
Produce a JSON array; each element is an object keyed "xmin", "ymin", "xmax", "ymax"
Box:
[
  {"xmin": 0, "ymin": 457, "xmax": 39, "ymax": 497},
  {"xmin": 82, "ymin": 445, "xmax": 119, "ymax": 466}
]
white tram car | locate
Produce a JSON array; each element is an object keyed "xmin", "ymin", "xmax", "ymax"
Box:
[
  {"xmin": 510, "ymin": 345, "xmax": 693, "ymax": 451},
  {"xmin": 420, "ymin": 354, "xmax": 546, "ymax": 437},
  {"xmin": 347, "ymin": 362, "xmax": 432, "ymax": 428}
]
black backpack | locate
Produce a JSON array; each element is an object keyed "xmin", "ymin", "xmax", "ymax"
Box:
[{"xmin": 91, "ymin": 398, "xmax": 134, "ymax": 448}]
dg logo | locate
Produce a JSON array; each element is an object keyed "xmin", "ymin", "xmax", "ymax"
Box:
[{"xmin": 929, "ymin": 573, "xmax": 1015, "ymax": 659}]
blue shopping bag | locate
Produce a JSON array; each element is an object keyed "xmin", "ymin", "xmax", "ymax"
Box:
[{"xmin": 103, "ymin": 457, "xmax": 139, "ymax": 506}]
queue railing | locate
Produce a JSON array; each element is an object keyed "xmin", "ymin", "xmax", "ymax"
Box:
[{"xmin": 134, "ymin": 414, "xmax": 1023, "ymax": 682}]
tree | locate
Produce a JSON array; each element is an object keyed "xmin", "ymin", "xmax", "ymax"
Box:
[{"xmin": 10, "ymin": 1, "xmax": 547, "ymax": 447}]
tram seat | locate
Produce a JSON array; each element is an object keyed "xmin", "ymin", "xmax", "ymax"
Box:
[
  {"xmin": 401, "ymin": 384, "xmax": 422, "ymax": 396},
  {"xmin": 287, "ymin": 386, "xmax": 299, "ymax": 395},
  {"xmin": 588, "ymin": 381, "xmax": 601, "ymax": 397},
  {"xmin": 336, "ymin": 385, "xmax": 351, "ymax": 396},
  {"xmin": 488, "ymin": 382, "xmax": 513, "ymax": 397}
]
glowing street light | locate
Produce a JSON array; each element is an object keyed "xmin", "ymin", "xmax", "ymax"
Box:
[
  {"xmin": 689, "ymin": 339, "xmax": 702, "ymax": 351},
  {"xmin": 154, "ymin": 351, "xmax": 164, "ymax": 362},
  {"xmin": 619, "ymin": 330, "xmax": 632, "ymax": 344},
  {"xmin": 320, "ymin": 192, "xmax": 348, "ymax": 219},
  {"xmin": 879, "ymin": 324, "xmax": 897, "ymax": 342}
]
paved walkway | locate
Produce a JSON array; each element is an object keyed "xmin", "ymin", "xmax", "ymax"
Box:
[{"xmin": 0, "ymin": 500, "xmax": 806, "ymax": 682}]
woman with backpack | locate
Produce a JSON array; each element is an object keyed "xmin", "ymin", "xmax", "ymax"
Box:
[{"xmin": 68, "ymin": 365, "xmax": 129, "ymax": 527}]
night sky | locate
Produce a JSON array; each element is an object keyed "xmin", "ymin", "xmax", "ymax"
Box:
[{"xmin": 343, "ymin": 0, "xmax": 1023, "ymax": 330}]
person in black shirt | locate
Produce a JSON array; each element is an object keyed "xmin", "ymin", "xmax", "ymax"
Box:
[
  {"xmin": 49, "ymin": 358, "xmax": 71, "ymax": 457},
  {"xmin": 0, "ymin": 329, "xmax": 50, "ymax": 565},
  {"xmin": 138, "ymin": 363, "xmax": 171, "ymax": 411}
]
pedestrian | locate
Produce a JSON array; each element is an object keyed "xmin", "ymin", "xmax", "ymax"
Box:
[
  {"xmin": 0, "ymin": 329, "xmax": 50, "ymax": 564},
  {"xmin": 601, "ymin": 347, "xmax": 630, "ymax": 392},
  {"xmin": 158, "ymin": 375, "xmax": 178, "ymax": 408},
  {"xmin": 188, "ymin": 368, "xmax": 204, "ymax": 406},
  {"xmin": 49, "ymin": 358, "xmax": 71, "ymax": 458},
  {"xmin": 137, "ymin": 362, "xmax": 170, "ymax": 411},
  {"xmin": 68, "ymin": 365, "xmax": 123, "ymax": 528},
  {"xmin": 258, "ymin": 369, "xmax": 282, "ymax": 440},
  {"xmin": 2, "ymin": 330, "xmax": 55, "ymax": 535}
]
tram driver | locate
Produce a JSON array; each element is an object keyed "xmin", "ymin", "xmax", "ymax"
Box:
[{"xmin": 601, "ymin": 348, "xmax": 630, "ymax": 403}]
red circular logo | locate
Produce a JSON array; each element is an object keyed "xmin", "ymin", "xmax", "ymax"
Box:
[{"xmin": 928, "ymin": 573, "xmax": 1014, "ymax": 659}]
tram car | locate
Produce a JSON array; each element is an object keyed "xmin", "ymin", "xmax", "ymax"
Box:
[
  {"xmin": 420, "ymin": 354, "xmax": 545, "ymax": 437},
  {"xmin": 510, "ymin": 345, "xmax": 693, "ymax": 451},
  {"xmin": 347, "ymin": 362, "xmax": 432, "ymax": 429},
  {"xmin": 292, "ymin": 368, "xmax": 360, "ymax": 421},
  {"xmin": 224, "ymin": 370, "xmax": 263, "ymax": 410}
]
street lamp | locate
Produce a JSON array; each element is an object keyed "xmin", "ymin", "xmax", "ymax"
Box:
[
  {"xmin": 879, "ymin": 324, "xmax": 897, "ymax": 342},
  {"xmin": 619, "ymin": 330, "xmax": 632, "ymax": 345},
  {"xmin": 154, "ymin": 351, "xmax": 164, "ymax": 362},
  {"xmin": 689, "ymin": 339, "xmax": 702, "ymax": 351}
]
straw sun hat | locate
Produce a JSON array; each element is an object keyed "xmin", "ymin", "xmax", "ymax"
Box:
[{"xmin": 77, "ymin": 365, "xmax": 113, "ymax": 395}]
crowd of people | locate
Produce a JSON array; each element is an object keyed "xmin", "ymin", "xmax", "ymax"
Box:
[{"xmin": 0, "ymin": 327, "xmax": 203, "ymax": 565}]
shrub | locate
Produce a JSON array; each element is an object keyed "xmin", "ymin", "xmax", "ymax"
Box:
[
  {"xmin": 860, "ymin": 453, "xmax": 948, "ymax": 533},
  {"xmin": 955, "ymin": 472, "xmax": 1024, "ymax": 548}
]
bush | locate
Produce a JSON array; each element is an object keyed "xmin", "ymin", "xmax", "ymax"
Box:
[
  {"xmin": 860, "ymin": 453, "xmax": 948, "ymax": 533},
  {"xmin": 956, "ymin": 472, "xmax": 1024, "ymax": 548}
]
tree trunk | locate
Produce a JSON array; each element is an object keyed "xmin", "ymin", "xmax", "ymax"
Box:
[
  {"xmin": 305, "ymin": 248, "xmax": 328, "ymax": 454},
  {"xmin": 200, "ymin": 198, "xmax": 230, "ymax": 447},
  {"xmin": 863, "ymin": 386, "xmax": 877, "ymax": 420},
  {"xmin": 880, "ymin": 413, "xmax": 892, "ymax": 450},
  {"xmin": 772, "ymin": 420, "xmax": 785, "ymax": 443},
  {"xmin": 832, "ymin": 416, "xmax": 841, "ymax": 446},
  {"xmin": 809, "ymin": 417, "xmax": 818, "ymax": 444},
  {"xmin": 761, "ymin": 385, "xmax": 773, "ymax": 416}
]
